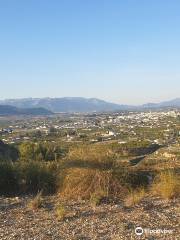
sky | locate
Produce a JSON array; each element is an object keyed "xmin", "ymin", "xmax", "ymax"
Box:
[{"xmin": 0, "ymin": 0, "xmax": 180, "ymax": 105}]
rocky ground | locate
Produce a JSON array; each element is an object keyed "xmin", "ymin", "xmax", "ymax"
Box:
[{"xmin": 0, "ymin": 196, "xmax": 179, "ymax": 240}]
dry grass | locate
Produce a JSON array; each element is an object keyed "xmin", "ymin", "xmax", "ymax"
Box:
[
  {"xmin": 124, "ymin": 188, "xmax": 146, "ymax": 207},
  {"xmin": 28, "ymin": 191, "xmax": 43, "ymax": 210},
  {"xmin": 66, "ymin": 145, "xmax": 116, "ymax": 168},
  {"xmin": 59, "ymin": 167, "xmax": 127, "ymax": 200},
  {"xmin": 89, "ymin": 191, "xmax": 105, "ymax": 207},
  {"xmin": 151, "ymin": 171, "xmax": 180, "ymax": 199},
  {"xmin": 58, "ymin": 144, "xmax": 130, "ymax": 201}
]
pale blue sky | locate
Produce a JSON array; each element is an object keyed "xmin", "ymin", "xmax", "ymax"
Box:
[{"xmin": 0, "ymin": 0, "xmax": 180, "ymax": 104}]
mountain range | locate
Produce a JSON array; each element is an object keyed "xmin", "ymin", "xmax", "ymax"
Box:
[{"xmin": 0, "ymin": 97, "xmax": 179, "ymax": 114}]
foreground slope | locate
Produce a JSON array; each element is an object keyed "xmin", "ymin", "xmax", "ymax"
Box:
[{"xmin": 0, "ymin": 195, "xmax": 179, "ymax": 240}]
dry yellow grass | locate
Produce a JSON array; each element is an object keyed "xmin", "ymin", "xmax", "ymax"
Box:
[
  {"xmin": 58, "ymin": 144, "xmax": 125, "ymax": 200},
  {"xmin": 67, "ymin": 144, "xmax": 116, "ymax": 167},
  {"xmin": 56, "ymin": 203, "xmax": 66, "ymax": 221},
  {"xmin": 124, "ymin": 188, "xmax": 146, "ymax": 207},
  {"xmin": 151, "ymin": 171, "xmax": 180, "ymax": 199},
  {"xmin": 59, "ymin": 167, "xmax": 127, "ymax": 200},
  {"xmin": 28, "ymin": 191, "xmax": 43, "ymax": 210},
  {"xmin": 89, "ymin": 191, "xmax": 105, "ymax": 207}
]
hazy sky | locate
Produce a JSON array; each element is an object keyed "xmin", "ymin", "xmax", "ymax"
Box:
[{"xmin": 0, "ymin": 0, "xmax": 180, "ymax": 104}]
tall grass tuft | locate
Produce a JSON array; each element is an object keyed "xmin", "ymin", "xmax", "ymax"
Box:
[
  {"xmin": 151, "ymin": 171, "xmax": 180, "ymax": 199},
  {"xmin": 28, "ymin": 191, "xmax": 43, "ymax": 210},
  {"xmin": 56, "ymin": 203, "xmax": 66, "ymax": 221},
  {"xmin": 124, "ymin": 187, "xmax": 146, "ymax": 207}
]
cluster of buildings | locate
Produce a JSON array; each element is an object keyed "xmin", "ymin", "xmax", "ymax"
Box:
[{"xmin": 0, "ymin": 109, "xmax": 179, "ymax": 145}]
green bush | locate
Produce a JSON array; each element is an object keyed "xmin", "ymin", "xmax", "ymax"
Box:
[
  {"xmin": 0, "ymin": 140, "xmax": 19, "ymax": 162},
  {"xmin": 0, "ymin": 161, "xmax": 58, "ymax": 196},
  {"xmin": 0, "ymin": 162, "xmax": 19, "ymax": 195},
  {"xmin": 18, "ymin": 161, "xmax": 57, "ymax": 194},
  {"xmin": 19, "ymin": 142, "xmax": 65, "ymax": 162}
]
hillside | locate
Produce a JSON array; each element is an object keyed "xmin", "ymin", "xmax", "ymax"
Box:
[
  {"xmin": 0, "ymin": 105, "xmax": 53, "ymax": 116},
  {"xmin": 142, "ymin": 98, "xmax": 180, "ymax": 109}
]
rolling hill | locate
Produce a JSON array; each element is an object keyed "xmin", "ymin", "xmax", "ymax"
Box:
[
  {"xmin": 0, "ymin": 105, "xmax": 53, "ymax": 116},
  {"xmin": 142, "ymin": 98, "xmax": 180, "ymax": 109}
]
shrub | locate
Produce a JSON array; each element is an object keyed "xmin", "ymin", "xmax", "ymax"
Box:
[
  {"xmin": 0, "ymin": 141, "xmax": 19, "ymax": 162},
  {"xmin": 19, "ymin": 142, "xmax": 66, "ymax": 162},
  {"xmin": 0, "ymin": 160, "xmax": 59, "ymax": 196},
  {"xmin": 0, "ymin": 162, "xmax": 19, "ymax": 195},
  {"xmin": 18, "ymin": 161, "xmax": 57, "ymax": 194},
  {"xmin": 151, "ymin": 171, "xmax": 180, "ymax": 199}
]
